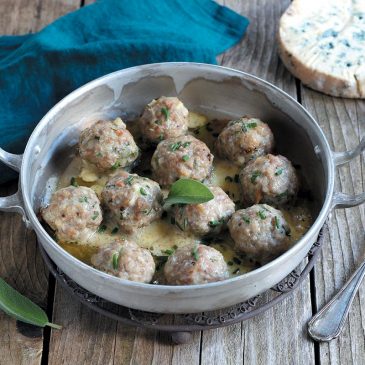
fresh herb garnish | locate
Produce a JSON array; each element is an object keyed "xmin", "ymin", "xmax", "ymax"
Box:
[
  {"xmin": 111, "ymin": 161, "xmax": 121, "ymax": 170},
  {"xmin": 182, "ymin": 155, "xmax": 190, "ymax": 162},
  {"xmin": 257, "ymin": 210, "xmax": 266, "ymax": 220},
  {"xmin": 162, "ymin": 249, "xmax": 174, "ymax": 255},
  {"xmin": 79, "ymin": 196, "xmax": 88, "ymax": 203},
  {"xmin": 70, "ymin": 177, "xmax": 79, "ymax": 187},
  {"xmin": 111, "ymin": 227, "xmax": 119, "ymax": 234},
  {"xmin": 163, "ymin": 179, "xmax": 214, "ymax": 207},
  {"xmin": 275, "ymin": 168, "xmax": 283, "ymax": 176},
  {"xmin": 242, "ymin": 215, "xmax": 250, "ymax": 224},
  {"xmin": 208, "ymin": 219, "xmax": 221, "ymax": 227},
  {"xmin": 182, "ymin": 142, "xmax": 191, "ymax": 148},
  {"xmin": 124, "ymin": 176, "xmax": 134, "ymax": 185},
  {"xmin": 192, "ymin": 244, "xmax": 199, "ymax": 261},
  {"xmin": 251, "ymin": 171, "xmax": 262, "ymax": 184},
  {"xmin": 0, "ymin": 278, "xmax": 61, "ymax": 329},
  {"xmin": 161, "ymin": 107, "xmax": 170, "ymax": 120},
  {"xmin": 170, "ymin": 141, "xmax": 182, "ymax": 151},
  {"xmin": 91, "ymin": 211, "xmax": 99, "ymax": 220},
  {"xmin": 98, "ymin": 224, "xmax": 107, "ymax": 233},
  {"xmin": 112, "ymin": 252, "xmax": 119, "ymax": 270},
  {"xmin": 274, "ymin": 216, "xmax": 280, "ymax": 229},
  {"xmin": 140, "ymin": 187, "xmax": 148, "ymax": 196},
  {"xmin": 247, "ymin": 122, "xmax": 257, "ymax": 129}
]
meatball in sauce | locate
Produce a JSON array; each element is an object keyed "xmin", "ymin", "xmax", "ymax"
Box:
[
  {"xmin": 172, "ymin": 186, "xmax": 235, "ymax": 236},
  {"xmin": 42, "ymin": 186, "xmax": 102, "ymax": 242},
  {"xmin": 151, "ymin": 135, "xmax": 213, "ymax": 187},
  {"xmin": 91, "ymin": 239, "xmax": 155, "ymax": 283},
  {"xmin": 140, "ymin": 96, "xmax": 189, "ymax": 144},
  {"xmin": 239, "ymin": 154, "xmax": 299, "ymax": 206},
  {"xmin": 102, "ymin": 171, "xmax": 163, "ymax": 233},
  {"xmin": 79, "ymin": 118, "xmax": 139, "ymax": 171},
  {"xmin": 164, "ymin": 244, "xmax": 229, "ymax": 285},
  {"xmin": 216, "ymin": 117, "xmax": 274, "ymax": 166},
  {"xmin": 228, "ymin": 204, "xmax": 291, "ymax": 264}
]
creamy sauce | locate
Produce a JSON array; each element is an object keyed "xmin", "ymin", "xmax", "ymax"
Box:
[{"xmin": 54, "ymin": 113, "xmax": 313, "ymax": 280}]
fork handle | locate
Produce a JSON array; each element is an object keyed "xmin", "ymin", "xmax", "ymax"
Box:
[{"xmin": 308, "ymin": 260, "xmax": 365, "ymax": 342}]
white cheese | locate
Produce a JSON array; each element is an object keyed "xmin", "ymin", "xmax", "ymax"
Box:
[{"xmin": 278, "ymin": 0, "xmax": 365, "ymax": 98}]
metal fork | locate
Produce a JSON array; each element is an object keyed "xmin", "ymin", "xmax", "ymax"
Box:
[{"xmin": 308, "ymin": 259, "xmax": 365, "ymax": 342}]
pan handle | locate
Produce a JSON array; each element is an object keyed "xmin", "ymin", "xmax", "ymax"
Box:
[
  {"xmin": 332, "ymin": 137, "xmax": 365, "ymax": 166},
  {"xmin": 331, "ymin": 137, "xmax": 365, "ymax": 209},
  {"xmin": 0, "ymin": 148, "xmax": 30, "ymax": 227}
]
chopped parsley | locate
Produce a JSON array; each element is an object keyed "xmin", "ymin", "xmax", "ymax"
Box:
[
  {"xmin": 124, "ymin": 175, "xmax": 134, "ymax": 185},
  {"xmin": 161, "ymin": 107, "xmax": 170, "ymax": 120},
  {"xmin": 251, "ymin": 171, "xmax": 262, "ymax": 184},
  {"xmin": 182, "ymin": 141, "xmax": 191, "ymax": 148},
  {"xmin": 111, "ymin": 227, "xmax": 119, "ymax": 234},
  {"xmin": 140, "ymin": 187, "xmax": 148, "ymax": 196},
  {"xmin": 275, "ymin": 168, "xmax": 283, "ymax": 176},
  {"xmin": 242, "ymin": 215, "xmax": 250, "ymax": 224},
  {"xmin": 170, "ymin": 141, "xmax": 182, "ymax": 151},
  {"xmin": 257, "ymin": 210, "xmax": 266, "ymax": 220},
  {"xmin": 70, "ymin": 177, "xmax": 79, "ymax": 187},
  {"xmin": 162, "ymin": 248, "xmax": 174, "ymax": 255},
  {"xmin": 274, "ymin": 216, "xmax": 280, "ymax": 229},
  {"xmin": 208, "ymin": 219, "xmax": 222, "ymax": 227},
  {"xmin": 79, "ymin": 196, "xmax": 88, "ymax": 203},
  {"xmin": 97, "ymin": 224, "xmax": 107, "ymax": 233},
  {"xmin": 192, "ymin": 244, "xmax": 199, "ymax": 261},
  {"xmin": 241, "ymin": 122, "xmax": 257, "ymax": 133},
  {"xmin": 111, "ymin": 161, "xmax": 121, "ymax": 170},
  {"xmin": 182, "ymin": 155, "xmax": 190, "ymax": 162},
  {"xmin": 112, "ymin": 252, "xmax": 119, "ymax": 270},
  {"xmin": 91, "ymin": 211, "xmax": 99, "ymax": 220}
]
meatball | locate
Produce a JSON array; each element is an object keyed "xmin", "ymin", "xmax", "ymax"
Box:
[
  {"xmin": 41, "ymin": 186, "xmax": 102, "ymax": 242},
  {"xmin": 164, "ymin": 244, "xmax": 229, "ymax": 285},
  {"xmin": 91, "ymin": 240, "xmax": 155, "ymax": 283},
  {"xmin": 79, "ymin": 118, "xmax": 139, "ymax": 171},
  {"xmin": 140, "ymin": 96, "xmax": 189, "ymax": 144},
  {"xmin": 101, "ymin": 171, "xmax": 163, "ymax": 233},
  {"xmin": 172, "ymin": 186, "xmax": 235, "ymax": 236},
  {"xmin": 151, "ymin": 135, "xmax": 213, "ymax": 187},
  {"xmin": 239, "ymin": 154, "xmax": 299, "ymax": 206},
  {"xmin": 215, "ymin": 117, "xmax": 274, "ymax": 166},
  {"xmin": 228, "ymin": 204, "xmax": 290, "ymax": 263}
]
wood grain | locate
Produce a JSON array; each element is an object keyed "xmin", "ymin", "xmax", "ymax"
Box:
[
  {"xmin": 0, "ymin": 1, "xmax": 82, "ymax": 365},
  {"xmin": 301, "ymin": 90, "xmax": 365, "ymax": 365}
]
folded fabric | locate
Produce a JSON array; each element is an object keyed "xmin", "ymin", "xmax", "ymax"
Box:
[{"xmin": 0, "ymin": 0, "xmax": 249, "ymax": 183}]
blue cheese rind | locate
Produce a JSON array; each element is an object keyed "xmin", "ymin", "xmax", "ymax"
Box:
[{"xmin": 278, "ymin": 0, "xmax": 365, "ymax": 98}]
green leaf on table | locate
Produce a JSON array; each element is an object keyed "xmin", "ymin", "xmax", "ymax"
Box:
[
  {"xmin": 163, "ymin": 179, "xmax": 214, "ymax": 207},
  {"xmin": 0, "ymin": 277, "xmax": 61, "ymax": 329}
]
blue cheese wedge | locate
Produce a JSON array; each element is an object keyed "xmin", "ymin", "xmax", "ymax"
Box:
[{"xmin": 278, "ymin": 0, "xmax": 365, "ymax": 98}]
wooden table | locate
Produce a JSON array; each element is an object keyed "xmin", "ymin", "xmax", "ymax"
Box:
[{"xmin": 0, "ymin": 1, "xmax": 364, "ymax": 364}]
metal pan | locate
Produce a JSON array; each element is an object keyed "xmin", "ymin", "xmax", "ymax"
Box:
[{"xmin": 0, "ymin": 63, "xmax": 364, "ymax": 313}]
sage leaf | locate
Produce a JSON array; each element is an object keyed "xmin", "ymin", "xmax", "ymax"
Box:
[
  {"xmin": 164, "ymin": 179, "xmax": 214, "ymax": 207},
  {"xmin": 0, "ymin": 278, "xmax": 61, "ymax": 329}
]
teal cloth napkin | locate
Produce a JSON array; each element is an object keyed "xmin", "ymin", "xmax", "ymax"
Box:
[{"xmin": 0, "ymin": 0, "xmax": 248, "ymax": 182}]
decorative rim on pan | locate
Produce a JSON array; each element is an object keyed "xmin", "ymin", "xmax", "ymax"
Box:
[{"xmin": 39, "ymin": 224, "xmax": 325, "ymax": 342}]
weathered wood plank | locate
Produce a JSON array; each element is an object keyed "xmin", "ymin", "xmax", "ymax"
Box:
[
  {"xmin": 301, "ymin": 90, "xmax": 365, "ymax": 365},
  {"xmin": 0, "ymin": 1, "xmax": 83, "ymax": 365}
]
